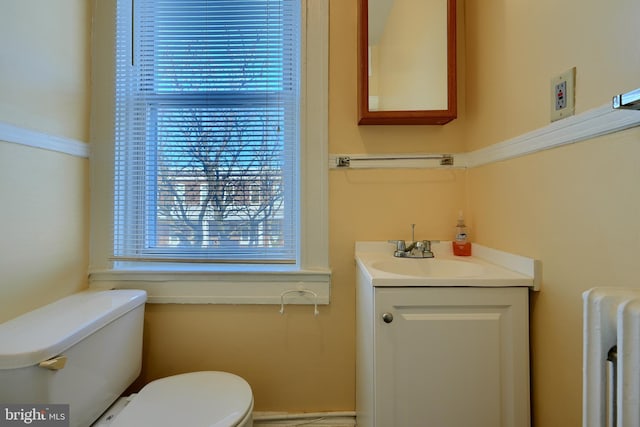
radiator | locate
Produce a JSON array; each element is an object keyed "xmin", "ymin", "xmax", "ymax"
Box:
[{"xmin": 583, "ymin": 288, "xmax": 640, "ymax": 427}]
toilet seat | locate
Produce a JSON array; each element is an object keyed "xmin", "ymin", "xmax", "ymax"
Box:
[{"xmin": 111, "ymin": 371, "xmax": 253, "ymax": 427}]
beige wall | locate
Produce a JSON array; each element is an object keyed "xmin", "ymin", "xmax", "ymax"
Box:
[
  {"xmin": 465, "ymin": 0, "xmax": 640, "ymax": 425},
  {"xmin": 3, "ymin": 0, "xmax": 640, "ymax": 424},
  {"xmin": 464, "ymin": 0, "xmax": 640, "ymax": 150},
  {"xmin": 0, "ymin": 0, "xmax": 91, "ymax": 141},
  {"xmin": 0, "ymin": 0, "xmax": 90, "ymax": 322}
]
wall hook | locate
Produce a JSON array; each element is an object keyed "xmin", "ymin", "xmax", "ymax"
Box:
[{"xmin": 279, "ymin": 286, "xmax": 319, "ymax": 316}]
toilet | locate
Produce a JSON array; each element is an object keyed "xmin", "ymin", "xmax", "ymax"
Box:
[{"xmin": 0, "ymin": 289, "xmax": 253, "ymax": 427}]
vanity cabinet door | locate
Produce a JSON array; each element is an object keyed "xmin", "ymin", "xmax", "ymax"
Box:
[{"xmin": 373, "ymin": 287, "xmax": 530, "ymax": 427}]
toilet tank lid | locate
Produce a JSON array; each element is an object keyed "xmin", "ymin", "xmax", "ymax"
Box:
[{"xmin": 0, "ymin": 289, "xmax": 147, "ymax": 369}]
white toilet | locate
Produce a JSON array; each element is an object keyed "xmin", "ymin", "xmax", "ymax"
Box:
[{"xmin": 0, "ymin": 289, "xmax": 253, "ymax": 427}]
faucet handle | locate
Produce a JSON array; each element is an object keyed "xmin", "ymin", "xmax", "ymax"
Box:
[
  {"xmin": 418, "ymin": 240, "xmax": 438, "ymax": 258},
  {"xmin": 421, "ymin": 239, "xmax": 440, "ymax": 249},
  {"xmin": 388, "ymin": 240, "xmax": 406, "ymax": 251}
]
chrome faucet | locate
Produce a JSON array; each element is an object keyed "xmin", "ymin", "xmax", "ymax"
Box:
[
  {"xmin": 389, "ymin": 239, "xmax": 435, "ymax": 258},
  {"xmin": 388, "ymin": 224, "xmax": 436, "ymax": 258}
]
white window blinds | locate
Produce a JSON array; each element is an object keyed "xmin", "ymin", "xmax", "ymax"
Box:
[{"xmin": 114, "ymin": 0, "xmax": 300, "ymax": 263}]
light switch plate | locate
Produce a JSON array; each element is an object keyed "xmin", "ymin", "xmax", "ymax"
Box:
[{"xmin": 550, "ymin": 67, "xmax": 575, "ymax": 122}]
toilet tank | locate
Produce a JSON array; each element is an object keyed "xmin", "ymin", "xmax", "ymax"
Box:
[{"xmin": 0, "ymin": 289, "xmax": 147, "ymax": 427}]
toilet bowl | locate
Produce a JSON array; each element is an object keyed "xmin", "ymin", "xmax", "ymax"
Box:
[
  {"xmin": 96, "ymin": 372, "xmax": 253, "ymax": 427},
  {"xmin": 0, "ymin": 289, "xmax": 253, "ymax": 427}
]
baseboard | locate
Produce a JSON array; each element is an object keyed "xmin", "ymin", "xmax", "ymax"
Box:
[{"xmin": 253, "ymin": 411, "xmax": 356, "ymax": 426}]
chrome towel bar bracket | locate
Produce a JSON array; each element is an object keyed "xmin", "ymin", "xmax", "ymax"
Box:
[{"xmin": 613, "ymin": 88, "xmax": 640, "ymax": 110}]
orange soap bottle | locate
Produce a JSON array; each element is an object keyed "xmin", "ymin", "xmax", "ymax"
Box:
[{"xmin": 452, "ymin": 211, "xmax": 472, "ymax": 256}]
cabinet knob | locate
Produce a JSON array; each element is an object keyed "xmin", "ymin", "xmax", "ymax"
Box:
[{"xmin": 382, "ymin": 312, "xmax": 394, "ymax": 323}]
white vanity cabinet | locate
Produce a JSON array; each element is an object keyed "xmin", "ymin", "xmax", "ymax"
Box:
[{"xmin": 356, "ymin": 282, "xmax": 531, "ymax": 427}]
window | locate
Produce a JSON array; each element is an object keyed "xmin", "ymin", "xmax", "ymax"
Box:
[
  {"xmin": 115, "ymin": 0, "xmax": 299, "ymax": 263},
  {"xmin": 89, "ymin": 0, "xmax": 329, "ymax": 303}
]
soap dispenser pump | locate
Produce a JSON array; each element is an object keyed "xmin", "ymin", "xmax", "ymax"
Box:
[{"xmin": 452, "ymin": 211, "xmax": 472, "ymax": 256}]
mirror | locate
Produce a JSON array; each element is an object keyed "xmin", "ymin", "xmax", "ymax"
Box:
[{"xmin": 358, "ymin": 0, "xmax": 457, "ymax": 125}]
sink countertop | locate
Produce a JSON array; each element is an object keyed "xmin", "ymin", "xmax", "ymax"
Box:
[{"xmin": 355, "ymin": 241, "xmax": 541, "ymax": 290}]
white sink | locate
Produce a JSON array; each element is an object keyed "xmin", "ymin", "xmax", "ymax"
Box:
[
  {"xmin": 370, "ymin": 258, "xmax": 485, "ymax": 277},
  {"xmin": 355, "ymin": 241, "xmax": 540, "ymax": 289}
]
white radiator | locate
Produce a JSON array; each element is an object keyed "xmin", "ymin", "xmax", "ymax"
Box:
[{"xmin": 583, "ymin": 288, "xmax": 640, "ymax": 427}]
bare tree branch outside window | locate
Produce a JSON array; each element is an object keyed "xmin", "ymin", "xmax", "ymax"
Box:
[{"xmin": 156, "ymin": 108, "xmax": 284, "ymax": 250}]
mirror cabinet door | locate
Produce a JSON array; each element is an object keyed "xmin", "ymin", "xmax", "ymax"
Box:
[{"xmin": 358, "ymin": 0, "xmax": 457, "ymax": 125}]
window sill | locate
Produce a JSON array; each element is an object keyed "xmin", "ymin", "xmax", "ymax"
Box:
[{"xmin": 89, "ymin": 268, "xmax": 331, "ymax": 305}]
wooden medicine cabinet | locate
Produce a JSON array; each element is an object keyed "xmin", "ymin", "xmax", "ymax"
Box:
[{"xmin": 358, "ymin": 0, "xmax": 457, "ymax": 125}]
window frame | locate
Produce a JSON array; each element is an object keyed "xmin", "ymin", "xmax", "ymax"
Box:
[{"xmin": 89, "ymin": 0, "xmax": 330, "ymax": 304}]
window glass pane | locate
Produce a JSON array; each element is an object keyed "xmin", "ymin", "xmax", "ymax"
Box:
[{"xmin": 152, "ymin": 104, "xmax": 288, "ymax": 251}]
